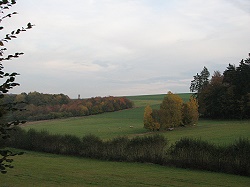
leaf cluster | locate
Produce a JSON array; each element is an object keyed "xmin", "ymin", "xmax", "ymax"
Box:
[
  {"xmin": 0, "ymin": 0, "xmax": 33, "ymax": 174},
  {"xmin": 0, "ymin": 23, "xmax": 34, "ymax": 47},
  {"xmin": 0, "ymin": 149, "xmax": 24, "ymax": 174}
]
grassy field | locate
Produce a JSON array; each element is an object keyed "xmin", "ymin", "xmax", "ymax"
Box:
[
  {"xmin": 23, "ymin": 94, "xmax": 190, "ymax": 140},
  {"xmin": 23, "ymin": 93, "xmax": 250, "ymax": 144},
  {"xmin": 126, "ymin": 93, "xmax": 191, "ymax": 107},
  {"xmin": 7, "ymin": 93, "xmax": 249, "ymax": 186},
  {"xmin": 23, "ymin": 107, "xmax": 147, "ymax": 140},
  {"xmin": 161, "ymin": 119, "xmax": 250, "ymax": 145},
  {"xmin": 1, "ymin": 149, "xmax": 250, "ymax": 187}
]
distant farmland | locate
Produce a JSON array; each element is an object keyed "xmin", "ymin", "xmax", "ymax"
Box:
[
  {"xmin": 23, "ymin": 93, "xmax": 250, "ymax": 145},
  {"xmin": 2, "ymin": 93, "xmax": 250, "ymax": 186}
]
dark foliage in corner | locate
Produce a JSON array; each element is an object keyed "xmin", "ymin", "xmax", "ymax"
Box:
[{"xmin": 0, "ymin": 0, "xmax": 34, "ymax": 174}]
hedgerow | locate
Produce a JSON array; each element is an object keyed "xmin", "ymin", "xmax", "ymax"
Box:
[{"xmin": 6, "ymin": 128, "xmax": 250, "ymax": 176}]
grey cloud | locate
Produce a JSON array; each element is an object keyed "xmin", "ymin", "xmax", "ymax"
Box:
[
  {"xmin": 229, "ymin": 0, "xmax": 250, "ymax": 13},
  {"xmin": 92, "ymin": 60, "xmax": 110, "ymax": 68},
  {"xmin": 5, "ymin": 0, "xmax": 250, "ymax": 98}
]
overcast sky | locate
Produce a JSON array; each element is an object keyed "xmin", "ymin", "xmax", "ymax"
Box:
[{"xmin": 2, "ymin": 0, "xmax": 250, "ymax": 98}]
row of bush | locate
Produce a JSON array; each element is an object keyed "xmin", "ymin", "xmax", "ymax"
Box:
[
  {"xmin": 3, "ymin": 128, "xmax": 250, "ymax": 176},
  {"xmin": 4, "ymin": 128, "xmax": 167, "ymax": 164},
  {"xmin": 168, "ymin": 137, "xmax": 250, "ymax": 176},
  {"xmin": 2, "ymin": 93, "xmax": 134, "ymax": 122}
]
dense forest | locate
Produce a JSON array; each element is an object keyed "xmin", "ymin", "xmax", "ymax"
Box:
[
  {"xmin": 1, "ymin": 92, "xmax": 134, "ymax": 122},
  {"xmin": 190, "ymin": 56, "xmax": 250, "ymax": 119}
]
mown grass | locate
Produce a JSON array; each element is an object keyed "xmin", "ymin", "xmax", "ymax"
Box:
[
  {"xmin": 1, "ymin": 149, "xmax": 250, "ymax": 187},
  {"xmin": 162, "ymin": 119, "xmax": 250, "ymax": 145},
  {"xmin": 23, "ymin": 107, "xmax": 147, "ymax": 140},
  {"xmin": 126, "ymin": 93, "xmax": 191, "ymax": 107}
]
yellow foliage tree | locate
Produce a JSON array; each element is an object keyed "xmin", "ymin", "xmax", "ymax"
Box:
[
  {"xmin": 160, "ymin": 91, "xmax": 183, "ymax": 129},
  {"xmin": 182, "ymin": 96, "xmax": 199, "ymax": 125},
  {"xmin": 143, "ymin": 105, "xmax": 154, "ymax": 131}
]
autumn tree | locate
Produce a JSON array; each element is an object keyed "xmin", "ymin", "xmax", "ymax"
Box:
[
  {"xmin": 159, "ymin": 92, "xmax": 183, "ymax": 129},
  {"xmin": 182, "ymin": 96, "xmax": 199, "ymax": 125},
  {"xmin": 144, "ymin": 93, "xmax": 199, "ymax": 131},
  {"xmin": 144, "ymin": 105, "xmax": 160, "ymax": 131},
  {"xmin": 143, "ymin": 105, "xmax": 154, "ymax": 130},
  {"xmin": 0, "ymin": 0, "xmax": 34, "ymax": 174}
]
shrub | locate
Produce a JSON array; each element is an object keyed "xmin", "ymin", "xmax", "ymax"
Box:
[
  {"xmin": 168, "ymin": 138, "xmax": 218, "ymax": 170},
  {"xmin": 103, "ymin": 136, "xmax": 129, "ymax": 161},
  {"xmin": 126, "ymin": 135, "xmax": 168, "ymax": 164},
  {"xmin": 6, "ymin": 128, "xmax": 250, "ymax": 176},
  {"xmin": 80, "ymin": 134, "xmax": 103, "ymax": 158},
  {"xmin": 168, "ymin": 137, "xmax": 250, "ymax": 176}
]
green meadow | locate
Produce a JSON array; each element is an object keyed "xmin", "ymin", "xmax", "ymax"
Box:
[
  {"xmin": 23, "ymin": 93, "xmax": 250, "ymax": 145},
  {"xmin": 22, "ymin": 94, "xmax": 181, "ymax": 140},
  {"xmin": 2, "ymin": 93, "xmax": 250, "ymax": 186},
  {"xmin": 1, "ymin": 149, "xmax": 250, "ymax": 187}
]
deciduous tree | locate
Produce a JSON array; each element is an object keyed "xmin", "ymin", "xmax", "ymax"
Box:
[
  {"xmin": 159, "ymin": 92, "xmax": 183, "ymax": 129},
  {"xmin": 143, "ymin": 105, "xmax": 154, "ymax": 131},
  {"xmin": 0, "ymin": 0, "xmax": 33, "ymax": 174},
  {"xmin": 182, "ymin": 96, "xmax": 199, "ymax": 125}
]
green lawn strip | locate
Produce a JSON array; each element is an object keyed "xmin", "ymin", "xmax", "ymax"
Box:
[
  {"xmin": 127, "ymin": 93, "xmax": 191, "ymax": 101},
  {"xmin": 158, "ymin": 119, "xmax": 250, "ymax": 145},
  {"xmin": 23, "ymin": 107, "xmax": 147, "ymax": 140},
  {"xmin": 126, "ymin": 94, "xmax": 166, "ymax": 101},
  {"xmin": 127, "ymin": 93, "xmax": 192, "ymax": 107},
  {"xmin": 1, "ymin": 150, "xmax": 250, "ymax": 187}
]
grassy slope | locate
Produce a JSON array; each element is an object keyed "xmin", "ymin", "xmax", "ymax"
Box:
[
  {"xmin": 162, "ymin": 119, "xmax": 250, "ymax": 145},
  {"xmin": 23, "ymin": 93, "xmax": 250, "ymax": 144},
  {"xmin": 22, "ymin": 94, "xmax": 188, "ymax": 140},
  {"xmin": 9, "ymin": 93, "xmax": 250, "ymax": 186},
  {"xmin": 23, "ymin": 107, "xmax": 147, "ymax": 140},
  {"xmin": 127, "ymin": 93, "xmax": 191, "ymax": 107},
  {"xmin": 1, "ymin": 149, "xmax": 250, "ymax": 187}
]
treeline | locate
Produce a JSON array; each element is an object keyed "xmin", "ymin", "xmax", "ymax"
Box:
[
  {"xmin": 1, "ymin": 92, "xmax": 134, "ymax": 121},
  {"xmin": 190, "ymin": 56, "xmax": 250, "ymax": 119},
  {"xmin": 144, "ymin": 92, "xmax": 199, "ymax": 131},
  {"xmin": 4, "ymin": 128, "xmax": 250, "ymax": 177}
]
